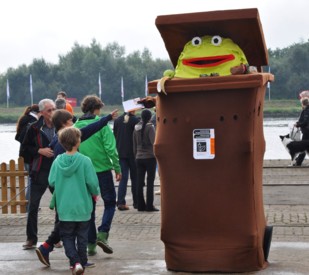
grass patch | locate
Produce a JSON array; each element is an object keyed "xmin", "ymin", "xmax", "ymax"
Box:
[
  {"xmin": 264, "ymin": 100, "xmax": 300, "ymax": 118},
  {"xmin": 0, "ymin": 100, "xmax": 302, "ymax": 123}
]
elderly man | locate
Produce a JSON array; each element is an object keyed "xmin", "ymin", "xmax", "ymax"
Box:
[{"xmin": 21, "ymin": 98, "xmax": 56, "ymax": 249}]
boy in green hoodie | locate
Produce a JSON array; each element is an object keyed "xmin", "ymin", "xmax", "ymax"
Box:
[{"xmin": 48, "ymin": 127, "xmax": 99, "ymax": 275}]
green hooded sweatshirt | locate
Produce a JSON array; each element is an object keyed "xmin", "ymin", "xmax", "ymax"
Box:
[
  {"xmin": 49, "ymin": 152, "xmax": 99, "ymax": 222},
  {"xmin": 74, "ymin": 116, "xmax": 121, "ymax": 174}
]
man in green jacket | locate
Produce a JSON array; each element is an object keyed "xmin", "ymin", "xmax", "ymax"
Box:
[{"xmin": 74, "ymin": 95, "xmax": 121, "ymax": 256}]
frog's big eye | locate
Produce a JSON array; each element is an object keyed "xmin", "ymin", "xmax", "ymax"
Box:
[
  {"xmin": 211, "ymin": 35, "xmax": 222, "ymax": 46},
  {"xmin": 191, "ymin": 37, "xmax": 202, "ymax": 46}
]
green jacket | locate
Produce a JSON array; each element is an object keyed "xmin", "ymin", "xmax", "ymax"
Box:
[
  {"xmin": 49, "ymin": 152, "xmax": 99, "ymax": 222},
  {"xmin": 74, "ymin": 116, "xmax": 121, "ymax": 173}
]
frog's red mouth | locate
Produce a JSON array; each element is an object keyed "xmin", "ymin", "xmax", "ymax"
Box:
[{"xmin": 182, "ymin": 54, "xmax": 235, "ymax": 68}]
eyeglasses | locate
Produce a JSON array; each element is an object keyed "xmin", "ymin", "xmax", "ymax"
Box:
[{"xmin": 45, "ymin": 108, "xmax": 56, "ymax": 113}]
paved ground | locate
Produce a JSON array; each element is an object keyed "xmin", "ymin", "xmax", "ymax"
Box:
[{"xmin": 1, "ymin": 162, "xmax": 309, "ymax": 274}]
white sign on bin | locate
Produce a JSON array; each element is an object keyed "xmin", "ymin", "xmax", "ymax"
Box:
[{"xmin": 193, "ymin": 129, "xmax": 215, "ymax": 159}]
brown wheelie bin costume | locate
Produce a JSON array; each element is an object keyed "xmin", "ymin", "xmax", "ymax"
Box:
[{"xmin": 148, "ymin": 8, "xmax": 274, "ymax": 273}]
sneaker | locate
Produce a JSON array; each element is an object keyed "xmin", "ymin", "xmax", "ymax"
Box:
[
  {"xmin": 84, "ymin": 262, "xmax": 96, "ymax": 268},
  {"xmin": 96, "ymin": 232, "xmax": 113, "ymax": 254},
  {"xmin": 22, "ymin": 240, "xmax": 37, "ymax": 250},
  {"xmin": 118, "ymin": 204, "xmax": 130, "ymax": 211},
  {"xmin": 72, "ymin": 263, "xmax": 84, "ymax": 275},
  {"xmin": 35, "ymin": 244, "xmax": 51, "ymax": 267}
]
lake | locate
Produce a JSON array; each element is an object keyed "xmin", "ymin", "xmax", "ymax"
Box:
[{"xmin": 0, "ymin": 118, "xmax": 298, "ymax": 163}]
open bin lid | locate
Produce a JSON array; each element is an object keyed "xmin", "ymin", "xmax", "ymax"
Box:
[
  {"xmin": 155, "ymin": 8, "xmax": 268, "ymax": 71},
  {"xmin": 148, "ymin": 74, "xmax": 274, "ymax": 95}
]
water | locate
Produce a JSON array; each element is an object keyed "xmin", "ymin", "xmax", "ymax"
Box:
[
  {"xmin": 0, "ymin": 118, "xmax": 298, "ymax": 163},
  {"xmin": 0, "ymin": 124, "xmax": 20, "ymax": 163},
  {"xmin": 263, "ymin": 118, "xmax": 296, "ymax": 160}
]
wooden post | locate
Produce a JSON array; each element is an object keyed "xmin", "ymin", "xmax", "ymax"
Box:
[
  {"xmin": 0, "ymin": 162, "xmax": 8, "ymax": 214},
  {"xmin": 18, "ymin": 157, "xmax": 27, "ymax": 213}
]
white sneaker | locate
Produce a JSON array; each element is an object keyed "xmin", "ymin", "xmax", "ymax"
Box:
[{"xmin": 72, "ymin": 263, "xmax": 84, "ymax": 275}]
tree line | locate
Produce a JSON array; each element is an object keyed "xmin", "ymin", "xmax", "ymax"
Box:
[
  {"xmin": 1, "ymin": 39, "xmax": 309, "ymax": 106},
  {"xmin": 0, "ymin": 40, "xmax": 173, "ymax": 107},
  {"xmin": 268, "ymin": 40, "xmax": 309, "ymax": 99}
]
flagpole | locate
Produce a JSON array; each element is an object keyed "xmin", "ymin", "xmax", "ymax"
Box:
[
  {"xmin": 98, "ymin": 73, "xmax": 102, "ymax": 100},
  {"xmin": 30, "ymin": 74, "xmax": 33, "ymax": 105},
  {"xmin": 121, "ymin": 77, "xmax": 124, "ymax": 102},
  {"xmin": 145, "ymin": 75, "xmax": 148, "ymax": 97},
  {"xmin": 6, "ymin": 79, "xmax": 10, "ymax": 108}
]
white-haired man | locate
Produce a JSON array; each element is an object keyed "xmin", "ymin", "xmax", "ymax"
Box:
[{"xmin": 21, "ymin": 98, "xmax": 56, "ymax": 249}]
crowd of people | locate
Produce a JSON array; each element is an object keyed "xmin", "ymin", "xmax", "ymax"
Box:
[{"xmin": 15, "ymin": 92, "xmax": 158, "ymax": 275}]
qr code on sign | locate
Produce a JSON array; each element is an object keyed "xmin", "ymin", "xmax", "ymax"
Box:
[{"xmin": 197, "ymin": 141, "xmax": 207, "ymax": 152}]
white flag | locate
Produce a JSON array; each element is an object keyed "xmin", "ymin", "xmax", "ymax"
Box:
[
  {"xmin": 98, "ymin": 73, "xmax": 102, "ymax": 98},
  {"xmin": 30, "ymin": 74, "xmax": 33, "ymax": 105},
  {"xmin": 6, "ymin": 79, "xmax": 10, "ymax": 99},
  {"xmin": 30, "ymin": 74, "xmax": 33, "ymax": 95},
  {"xmin": 145, "ymin": 75, "xmax": 148, "ymax": 97},
  {"xmin": 121, "ymin": 77, "xmax": 124, "ymax": 100}
]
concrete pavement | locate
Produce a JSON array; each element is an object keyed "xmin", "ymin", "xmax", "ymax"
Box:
[{"xmin": 1, "ymin": 163, "xmax": 309, "ymax": 274}]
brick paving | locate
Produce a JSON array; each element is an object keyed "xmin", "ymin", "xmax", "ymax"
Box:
[
  {"xmin": 2, "ymin": 204, "xmax": 309, "ymax": 243},
  {"xmin": 1, "ymin": 162, "xmax": 309, "ymax": 274},
  {"xmin": 2, "ymin": 162, "xmax": 309, "ymax": 243}
]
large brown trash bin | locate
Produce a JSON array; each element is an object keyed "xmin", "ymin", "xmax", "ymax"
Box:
[{"xmin": 148, "ymin": 9, "xmax": 274, "ymax": 273}]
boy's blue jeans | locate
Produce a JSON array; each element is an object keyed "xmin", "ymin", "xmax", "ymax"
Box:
[
  {"xmin": 88, "ymin": 170, "xmax": 116, "ymax": 244},
  {"xmin": 60, "ymin": 220, "xmax": 89, "ymax": 267},
  {"xmin": 97, "ymin": 170, "xmax": 116, "ymax": 233}
]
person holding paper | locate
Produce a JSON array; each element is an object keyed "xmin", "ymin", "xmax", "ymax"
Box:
[{"xmin": 114, "ymin": 110, "xmax": 140, "ymax": 210}]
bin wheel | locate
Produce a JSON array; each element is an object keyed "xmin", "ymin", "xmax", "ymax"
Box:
[{"xmin": 263, "ymin": 225, "xmax": 273, "ymax": 261}]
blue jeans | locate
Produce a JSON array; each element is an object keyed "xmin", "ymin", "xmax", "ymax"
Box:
[
  {"xmin": 96, "ymin": 171, "xmax": 116, "ymax": 234},
  {"xmin": 117, "ymin": 157, "xmax": 137, "ymax": 207},
  {"xmin": 59, "ymin": 220, "xmax": 89, "ymax": 267}
]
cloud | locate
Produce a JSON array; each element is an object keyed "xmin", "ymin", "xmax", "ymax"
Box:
[{"xmin": 0, "ymin": 0, "xmax": 309, "ymax": 73}]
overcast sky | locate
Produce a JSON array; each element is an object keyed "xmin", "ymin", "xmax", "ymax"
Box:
[{"xmin": 0, "ymin": 0, "xmax": 308, "ymax": 73}]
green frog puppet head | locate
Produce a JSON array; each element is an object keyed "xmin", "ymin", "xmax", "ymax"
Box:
[{"xmin": 165, "ymin": 35, "xmax": 248, "ymax": 78}]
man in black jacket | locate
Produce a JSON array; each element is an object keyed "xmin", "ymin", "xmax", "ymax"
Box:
[
  {"xmin": 113, "ymin": 110, "xmax": 140, "ymax": 210},
  {"xmin": 21, "ymin": 99, "xmax": 56, "ymax": 249}
]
